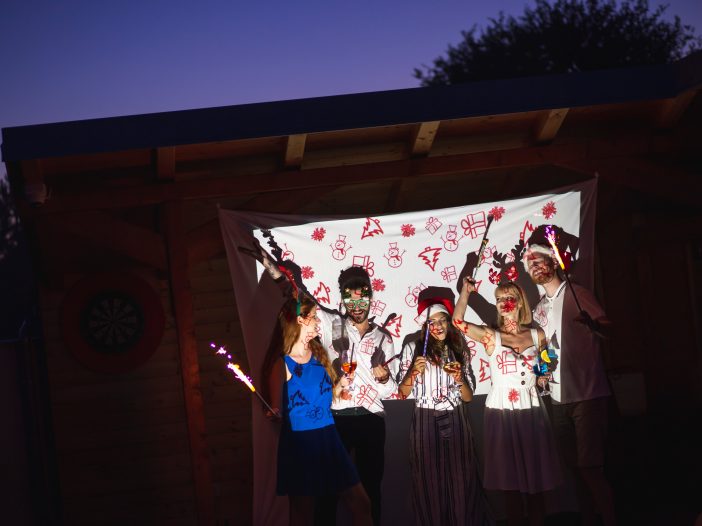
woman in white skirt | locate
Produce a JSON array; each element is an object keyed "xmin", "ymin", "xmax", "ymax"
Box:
[{"xmin": 453, "ymin": 278, "xmax": 562, "ymax": 526}]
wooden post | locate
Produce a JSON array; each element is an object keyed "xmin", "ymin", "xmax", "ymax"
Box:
[{"xmin": 162, "ymin": 201, "xmax": 215, "ymax": 526}]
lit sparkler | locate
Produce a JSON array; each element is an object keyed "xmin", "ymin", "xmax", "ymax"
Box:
[
  {"xmin": 544, "ymin": 224, "xmax": 584, "ymax": 313},
  {"xmin": 211, "ymin": 342, "xmax": 276, "ymax": 414}
]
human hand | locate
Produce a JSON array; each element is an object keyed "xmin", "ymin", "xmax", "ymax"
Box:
[
  {"xmin": 265, "ymin": 407, "xmax": 282, "ymax": 422},
  {"xmin": 371, "ymin": 364, "xmax": 389, "ymax": 384},
  {"xmin": 460, "ymin": 276, "xmax": 476, "ymax": 295},
  {"xmin": 413, "ymin": 356, "xmax": 427, "ymax": 376},
  {"xmin": 575, "ymin": 310, "xmax": 607, "ymax": 339}
]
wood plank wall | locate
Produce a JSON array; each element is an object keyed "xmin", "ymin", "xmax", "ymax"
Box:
[{"xmin": 39, "ymin": 256, "xmax": 252, "ymax": 525}]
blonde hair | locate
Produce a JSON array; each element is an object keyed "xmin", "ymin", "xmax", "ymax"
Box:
[{"xmin": 495, "ymin": 282, "xmax": 532, "ymax": 327}]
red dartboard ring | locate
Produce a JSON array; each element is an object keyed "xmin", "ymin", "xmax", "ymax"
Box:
[{"xmin": 60, "ymin": 272, "xmax": 166, "ymax": 374}]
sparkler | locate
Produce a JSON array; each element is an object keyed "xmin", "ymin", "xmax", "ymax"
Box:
[
  {"xmin": 471, "ymin": 214, "xmax": 495, "ymax": 280},
  {"xmin": 544, "ymin": 225, "xmax": 584, "ymax": 313},
  {"xmin": 210, "ymin": 342, "xmax": 276, "ymax": 414}
]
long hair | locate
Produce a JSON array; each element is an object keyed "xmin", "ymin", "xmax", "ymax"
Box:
[
  {"xmin": 280, "ymin": 294, "xmax": 337, "ymax": 384},
  {"xmin": 495, "ymin": 282, "xmax": 532, "ymax": 327},
  {"xmin": 412, "ymin": 311, "xmax": 476, "ymax": 389},
  {"xmin": 414, "ymin": 312, "xmax": 463, "ymax": 366},
  {"xmin": 260, "ymin": 294, "xmax": 338, "ymax": 403}
]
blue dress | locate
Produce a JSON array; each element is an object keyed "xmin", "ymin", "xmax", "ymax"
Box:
[{"xmin": 276, "ymin": 354, "xmax": 360, "ymax": 496}]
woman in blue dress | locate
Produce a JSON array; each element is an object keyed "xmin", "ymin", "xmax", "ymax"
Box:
[{"xmin": 266, "ymin": 293, "xmax": 372, "ymax": 526}]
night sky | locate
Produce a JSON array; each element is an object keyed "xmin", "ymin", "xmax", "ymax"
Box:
[{"xmin": 1, "ymin": 0, "xmax": 701, "ymax": 133}]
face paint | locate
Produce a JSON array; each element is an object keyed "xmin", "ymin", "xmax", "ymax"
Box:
[
  {"xmin": 343, "ymin": 288, "xmax": 371, "ymax": 324},
  {"xmin": 428, "ymin": 313, "xmax": 448, "ymax": 341},
  {"xmin": 526, "ymin": 254, "xmax": 556, "ymax": 285}
]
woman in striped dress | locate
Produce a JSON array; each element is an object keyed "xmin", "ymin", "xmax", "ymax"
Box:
[{"xmin": 398, "ymin": 297, "xmax": 493, "ymax": 526}]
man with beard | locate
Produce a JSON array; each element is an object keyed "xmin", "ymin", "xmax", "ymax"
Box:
[
  {"xmin": 314, "ymin": 266, "xmax": 395, "ymax": 526},
  {"xmin": 523, "ymin": 232, "xmax": 617, "ymax": 526}
]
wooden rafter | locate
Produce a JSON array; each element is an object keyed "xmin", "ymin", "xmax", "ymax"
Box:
[
  {"xmin": 533, "ymin": 108, "xmax": 569, "ymax": 143},
  {"xmin": 22, "ymin": 133, "xmax": 678, "ymax": 215},
  {"xmin": 284, "ymin": 134, "xmax": 307, "ymax": 167},
  {"xmin": 162, "ymin": 201, "xmax": 215, "ymax": 525},
  {"xmin": 410, "ymin": 121, "xmax": 440, "ymax": 156}
]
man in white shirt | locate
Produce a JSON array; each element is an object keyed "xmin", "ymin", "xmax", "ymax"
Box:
[
  {"xmin": 315, "ymin": 266, "xmax": 395, "ymax": 526},
  {"xmin": 524, "ymin": 240, "xmax": 617, "ymax": 526}
]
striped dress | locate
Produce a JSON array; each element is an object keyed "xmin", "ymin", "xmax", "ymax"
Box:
[{"xmin": 399, "ymin": 342, "xmax": 493, "ymax": 526}]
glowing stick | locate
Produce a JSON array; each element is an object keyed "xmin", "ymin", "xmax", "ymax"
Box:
[
  {"xmin": 544, "ymin": 225, "xmax": 584, "ymax": 313},
  {"xmin": 471, "ymin": 214, "xmax": 495, "ymax": 280},
  {"xmin": 211, "ymin": 342, "xmax": 276, "ymax": 414},
  {"xmin": 545, "ymin": 225, "xmax": 566, "ymax": 271}
]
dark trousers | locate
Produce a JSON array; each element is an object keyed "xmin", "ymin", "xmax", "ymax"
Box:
[{"xmin": 315, "ymin": 410, "xmax": 385, "ymax": 526}]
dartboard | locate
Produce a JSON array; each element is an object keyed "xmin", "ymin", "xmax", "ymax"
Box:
[
  {"xmin": 61, "ymin": 272, "xmax": 165, "ymax": 373},
  {"xmin": 80, "ymin": 291, "xmax": 145, "ymax": 354}
]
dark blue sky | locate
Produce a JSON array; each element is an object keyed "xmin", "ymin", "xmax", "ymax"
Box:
[{"xmin": 1, "ymin": 0, "xmax": 700, "ymax": 133}]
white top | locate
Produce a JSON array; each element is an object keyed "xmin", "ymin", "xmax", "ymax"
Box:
[
  {"xmin": 318, "ymin": 309, "xmax": 397, "ymax": 414},
  {"xmin": 397, "ymin": 341, "xmax": 471, "ymax": 411},
  {"xmin": 485, "ymin": 330, "xmax": 541, "ymax": 410}
]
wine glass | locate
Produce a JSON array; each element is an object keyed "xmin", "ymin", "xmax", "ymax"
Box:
[
  {"xmin": 441, "ymin": 348, "xmax": 462, "ymax": 399},
  {"xmin": 534, "ymin": 346, "xmax": 557, "ymax": 397},
  {"xmin": 341, "ymin": 345, "xmax": 357, "ymax": 392}
]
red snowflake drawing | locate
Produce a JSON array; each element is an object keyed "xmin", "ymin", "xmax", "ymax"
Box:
[
  {"xmin": 542, "ymin": 201, "xmax": 557, "ymax": 220},
  {"xmin": 401, "ymin": 224, "xmax": 416, "ymax": 237},
  {"xmin": 301, "ymin": 266, "xmax": 314, "ymax": 280},
  {"xmin": 371, "ymin": 278, "xmax": 386, "ymax": 292},
  {"xmin": 489, "ymin": 206, "xmax": 506, "ymax": 221},
  {"xmin": 311, "ymin": 227, "xmax": 326, "ymax": 241},
  {"xmin": 508, "ymin": 389, "xmax": 520, "ymax": 403}
]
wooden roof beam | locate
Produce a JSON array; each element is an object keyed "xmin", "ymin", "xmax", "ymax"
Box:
[
  {"xmin": 284, "ymin": 134, "xmax": 307, "ymax": 168},
  {"xmin": 20, "ymin": 134, "xmax": 679, "ymax": 215},
  {"xmin": 657, "ymin": 89, "xmax": 698, "ymax": 129},
  {"xmin": 410, "ymin": 121, "xmax": 440, "ymax": 157},
  {"xmin": 533, "ymin": 108, "xmax": 569, "ymax": 144}
]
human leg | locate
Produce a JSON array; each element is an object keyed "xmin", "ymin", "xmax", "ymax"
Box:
[
  {"xmin": 290, "ymin": 496, "xmax": 315, "ymax": 526},
  {"xmin": 572, "ymin": 398, "xmax": 616, "ymax": 526},
  {"xmin": 348, "ymin": 413, "xmax": 385, "ymax": 525},
  {"xmin": 339, "ymin": 482, "xmax": 373, "ymax": 526}
]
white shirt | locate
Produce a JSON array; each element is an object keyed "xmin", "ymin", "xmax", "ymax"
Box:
[{"xmin": 318, "ymin": 309, "xmax": 397, "ymax": 414}]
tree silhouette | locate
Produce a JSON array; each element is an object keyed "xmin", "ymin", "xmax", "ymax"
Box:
[{"xmin": 415, "ymin": 0, "xmax": 701, "ymax": 86}]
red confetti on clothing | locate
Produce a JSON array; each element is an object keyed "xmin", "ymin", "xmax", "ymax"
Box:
[
  {"xmin": 489, "ymin": 206, "xmax": 506, "ymax": 221},
  {"xmin": 542, "ymin": 201, "xmax": 557, "ymax": 220},
  {"xmin": 301, "ymin": 266, "xmax": 314, "ymax": 280},
  {"xmin": 371, "ymin": 278, "xmax": 386, "ymax": 292},
  {"xmin": 311, "ymin": 227, "xmax": 326, "ymax": 241},
  {"xmin": 401, "ymin": 224, "xmax": 416, "ymax": 237},
  {"xmin": 508, "ymin": 388, "xmax": 520, "ymax": 403}
]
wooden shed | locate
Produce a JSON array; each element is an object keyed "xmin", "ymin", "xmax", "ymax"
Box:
[{"xmin": 2, "ymin": 52, "xmax": 701, "ymax": 525}]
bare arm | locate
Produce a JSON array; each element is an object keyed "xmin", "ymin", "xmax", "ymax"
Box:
[{"xmin": 453, "ymin": 277, "xmax": 495, "ymax": 354}]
